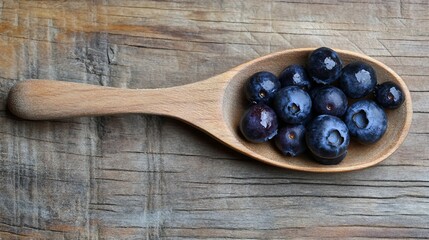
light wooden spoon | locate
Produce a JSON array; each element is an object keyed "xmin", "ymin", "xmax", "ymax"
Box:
[{"xmin": 7, "ymin": 48, "xmax": 412, "ymax": 172}]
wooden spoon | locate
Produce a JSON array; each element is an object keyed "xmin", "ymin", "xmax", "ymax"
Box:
[{"xmin": 7, "ymin": 48, "xmax": 412, "ymax": 172}]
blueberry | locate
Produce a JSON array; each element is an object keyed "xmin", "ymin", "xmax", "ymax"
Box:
[
  {"xmin": 302, "ymin": 111, "xmax": 314, "ymax": 127},
  {"xmin": 306, "ymin": 115, "xmax": 350, "ymax": 160},
  {"xmin": 339, "ymin": 61, "xmax": 377, "ymax": 99},
  {"xmin": 273, "ymin": 86, "xmax": 312, "ymax": 124},
  {"xmin": 344, "ymin": 100, "xmax": 387, "ymax": 144},
  {"xmin": 245, "ymin": 71, "xmax": 281, "ymax": 104},
  {"xmin": 307, "ymin": 47, "xmax": 343, "ymax": 85},
  {"xmin": 279, "ymin": 64, "xmax": 311, "ymax": 91},
  {"xmin": 312, "ymin": 86, "xmax": 348, "ymax": 117},
  {"xmin": 312, "ymin": 152, "xmax": 347, "ymax": 165},
  {"xmin": 374, "ymin": 81, "xmax": 405, "ymax": 109},
  {"xmin": 274, "ymin": 124, "xmax": 307, "ymax": 157},
  {"xmin": 308, "ymin": 84, "xmax": 325, "ymax": 100},
  {"xmin": 240, "ymin": 103, "xmax": 278, "ymax": 143}
]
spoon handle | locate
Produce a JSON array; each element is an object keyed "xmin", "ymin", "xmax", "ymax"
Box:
[{"xmin": 7, "ymin": 80, "xmax": 188, "ymax": 120}]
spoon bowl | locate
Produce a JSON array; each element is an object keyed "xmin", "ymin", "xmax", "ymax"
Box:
[{"xmin": 7, "ymin": 48, "xmax": 412, "ymax": 172}]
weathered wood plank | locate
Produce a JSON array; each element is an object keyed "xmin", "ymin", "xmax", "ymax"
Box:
[{"xmin": 0, "ymin": 0, "xmax": 428, "ymax": 239}]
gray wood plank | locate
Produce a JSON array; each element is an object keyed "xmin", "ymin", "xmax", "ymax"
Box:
[{"xmin": 0, "ymin": 0, "xmax": 428, "ymax": 239}]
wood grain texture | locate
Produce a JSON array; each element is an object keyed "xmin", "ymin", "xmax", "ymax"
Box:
[{"xmin": 0, "ymin": 0, "xmax": 428, "ymax": 239}]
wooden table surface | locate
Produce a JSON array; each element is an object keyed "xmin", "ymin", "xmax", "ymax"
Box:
[{"xmin": 1, "ymin": 1, "xmax": 428, "ymax": 239}]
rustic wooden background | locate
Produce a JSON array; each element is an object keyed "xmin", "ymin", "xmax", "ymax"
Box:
[{"xmin": 0, "ymin": 0, "xmax": 428, "ymax": 239}]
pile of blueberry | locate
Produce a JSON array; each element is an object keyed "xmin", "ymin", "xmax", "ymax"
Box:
[{"xmin": 240, "ymin": 47, "xmax": 405, "ymax": 165}]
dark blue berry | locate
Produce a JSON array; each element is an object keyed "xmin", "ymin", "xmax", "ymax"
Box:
[
  {"xmin": 279, "ymin": 65, "xmax": 311, "ymax": 91},
  {"xmin": 344, "ymin": 100, "xmax": 387, "ymax": 144},
  {"xmin": 307, "ymin": 47, "xmax": 343, "ymax": 85},
  {"xmin": 312, "ymin": 86, "xmax": 348, "ymax": 117},
  {"xmin": 306, "ymin": 115, "xmax": 350, "ymax": 160},
  {"xmin": 339, "ymin": 61, "xmax": 377, "ymax": 99},
  {"xmin": 308, "ymin": 84, "xmax": 325, "ymax": 100},
  {"xmin": 273, "ymin": 86, "xmax": 312, "ymax": 124},
  {"xmin": 274, "ymin": 124, "xmax": 307, "ymax": 157},
  {"xmin": 302, "ymin": 111, "xmax": 314, "ymax": 127},
  {"xmin": 374, "ymin": 81, "xmax": 405, "ymax": 109},
  {"xmin": 245, "ymin": 71, "xmax": 281, "ymax": 104},
  {"xmin": 240, "ymin": 103, "xmax": 278, "ymax": 143},
  {"xmin": 312, "ymin": 152, "xmax": 347, "ymax": 165}
]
